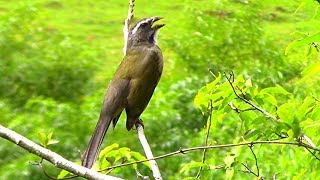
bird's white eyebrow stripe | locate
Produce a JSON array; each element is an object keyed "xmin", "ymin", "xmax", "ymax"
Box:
[{"xmin": 131, "ymin": 18, "xmax": 152, "ymax": 35}]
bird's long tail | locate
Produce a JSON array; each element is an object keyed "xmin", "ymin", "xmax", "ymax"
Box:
[{"xmin": 82, "ymin": 116, "xmax": 112, "ymax": 168}]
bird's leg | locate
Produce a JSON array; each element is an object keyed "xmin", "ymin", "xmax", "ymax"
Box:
[
  {"xmin": 135, "ymin": 118, "xmax": 145, "ymax": 129},
  {"xmin": 126, "ymin": 118, "xmax": 144, "ymax": 131}
]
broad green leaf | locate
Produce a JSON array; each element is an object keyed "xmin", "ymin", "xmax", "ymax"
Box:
[
  {"xmin": 194, "ymin": 86, "xmax": 210, "ymax": 113},
  {"xmin": 194, "ymin": 74, "xmax": 222, "ymax": 113},
  {"xmin": 298, "ymin": 63, "xmax": 320, "ymax": 83},
  {"xmin": 99, "ymin": 143, "xmax": 119, "ymax": 158},
  {"xmin": 294, "ymin": 2, "xmax": 307, "ymax": 13},
  {"xmin": 126, "ymin": 158, "xmax": 138, "ymax": 169},
  {"xmin": 226, "ymin": 168, "xmax": 234, "ymax": 180},
  {"xmin": 206, "ymin": 73, "xmax": 221, "ymax": 91},
  {"xmin": 243, "ymin": 129, "xmax": 261, "ymax": 139},
  {"xmin": 260, "ymin": 86, "xmax": 291, "ymax": 95},
  {"xmin": 285, "ymin": 32, "xmax": 320, "ymax": 55},
  {"xmin": 38, "ymin": 132, "xmax": 47, "ymax": 148},
  {"xmin": 301, "ymin": 118, "xmax": 320, "ymax": 129},
  {"xmin": 240, "ymin": 111, "xmax": 257, "ymax": 130},
  {"xmin": 118, "ymin": 147, "xmax": 130, "ymax": 155},
  {"xmin": 262, "ymin": 93, "xmax": 278, "ymax": 106},
  {"xmin": 47, "ymin": 132, "xmax": 53, "ymax": 141},
  {"xmin": 224, "ymin": 153, "xmax": 237, "ymax": 168},
  {"xmin": 293, "ymin": 169, "xmax": 307, "ymax": 180},
  {"xmin": 277, "ymin": 103, "xmax": 296, "ymax": 125},
  {"xmin": 47, "ymin": 139, "xmax": 59, "ymax": 146},
  {"xmin": 57, "ymin": 169, "xmax": 70, "ymax": 179},
  {"xmin": 130, "ymin": 152, "xmax": 151, "ymax": 169},
  {"xmin": 310, "ymin": 104, "xmax": 320, "ymax": 120},
  {"xmin": 297, "ymin": 96, "xmax": 316, "ymax": 120},
  {"xmin": 179, "ymin": 161, "xmax": 205, "ymax": 173}
]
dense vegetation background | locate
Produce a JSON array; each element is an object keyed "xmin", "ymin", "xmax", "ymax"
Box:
[{"xmin": 0, "ymin": 0, "xmax": 319, "ymax": 179}]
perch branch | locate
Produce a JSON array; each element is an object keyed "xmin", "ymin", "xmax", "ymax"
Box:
[
  {"xmin": 0, "ymin": 125, "xmax": 122, "ymax": 180},
  {"xmin": 136, "ymin": 124, "xmax": 162, "ymax": 180},
  {"xmin": 122, "ymin": 0, "xmax": 162, "ymax": 179}
]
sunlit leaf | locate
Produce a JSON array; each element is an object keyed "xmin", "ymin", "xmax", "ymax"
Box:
[
  {"xmin": 179, "ymin": 161, "xmax": 205, "ymax": 173},
  {"xmin": 277, "ymin": 103, "xmax": 296, "ymax": 125},
  {"xmin": 260, "ymin": 86, "xmax": 291, "ymax": 95},
  {"xmin": 298, "ymin": 63, "xmax": 320, "ymax": 83},
  {"xmin": 99, "ymin": 143, "xmax": 119, "ymax": 158},
  {"xmin": 285, "ymin": 32, "xmax": 320, "ymax": 55},
  {"xmin": 47, "ymin": 139, "xmax": 59, "ymax": 146},
  {"xmin": 57, "ymin": 169, "xmax": 70, "ymax": 179},
  {"xmin": 130, "ymin": 152, "xmax": 151, "ymax": 169},
  {"xmin": 38, "ymin": 132, "xmax": 47, "ymax": 148},
  {"xmin": 294, "ymin": 2, "xmax": 307, "ymax": 13}
]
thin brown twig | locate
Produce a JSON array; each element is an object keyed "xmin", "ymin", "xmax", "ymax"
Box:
[
  {"xmin": 100, "ymin": 140, "xmax": 320, "ymax": 172},
  {"xmin": 249, "ymin": 145, "xmax": 260, "ymax": 177},
  {"xmin": 224, "ymin": 72, "xmax": 280, "ymax": 122},
  {"xmin": 196, "ymin": 100, "xmax": 213, "ymax": 178},
  {"xmin": 240, "ymin": 145, "xmax": 262, "ymax": 178},
  {"xmin": 35, "ymin": 161, "xmax": 78, "ymax": 180},
  {"xmin": 304, "ymin": 147, "xmax": 320, "ymax": 161},
  {"xmin": 224, "ymin": 72, "xmax": 317, "ymax": 149}
]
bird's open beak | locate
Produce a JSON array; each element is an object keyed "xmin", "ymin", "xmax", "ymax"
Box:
[{"xmin": 151, "ymin": 17, "xmax": 165, "ymax": 30}]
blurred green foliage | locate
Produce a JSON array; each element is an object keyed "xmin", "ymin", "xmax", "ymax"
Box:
[{"xmin": 0, "ymin": 0, "xmax": 319, "ymax": 179}]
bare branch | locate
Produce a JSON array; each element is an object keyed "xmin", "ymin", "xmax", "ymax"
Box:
[
  {"xmin": 136, "ymin": 124, "xmax": 162, "ymax": 180},
  {"xmin": 196, "ymin": 100, "xmax": 213, "ymax": 178},
  {"xmin": 123, "ymin": 0, "xmax": 135, "ymax": 55},
  {"xmin": 224, "ymin": 72, "xmax": 280, "ymax": 122},
  {"xmin": 100, "ymin": 140, "xmax": 320, "ymax": 172},
  {"xmin": 0, "ymin": 125, "xmax": 122, "ymax": 180},
  {"xmin": 224, "ymin": 72, "xmax": 317, "ymax": 148}
]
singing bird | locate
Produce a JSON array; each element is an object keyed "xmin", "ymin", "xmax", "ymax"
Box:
[{"xmin": 82, "ymin": 17, "xmax": 165, "ymax": 168}]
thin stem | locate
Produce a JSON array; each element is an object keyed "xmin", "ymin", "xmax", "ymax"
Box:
[
  {"xmin": 196, "ymin": 100, "xmax": 213, "ymax": 178},
  {"xmin": 100, "ymin": 140, "xmax": 320, "ymax": 172}
]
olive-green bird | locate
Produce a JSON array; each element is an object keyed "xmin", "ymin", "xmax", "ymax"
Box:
[{"xmin": 82, "ymin": 17, "xmax": 165, "ymax": 168}]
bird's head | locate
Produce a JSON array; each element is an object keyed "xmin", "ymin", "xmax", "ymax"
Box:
[{"xmin": 128, "ymin": 17, "xmax": 165, "ymax": 46}]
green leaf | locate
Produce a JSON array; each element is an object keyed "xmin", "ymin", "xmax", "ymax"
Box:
[
  {"xmin": 47, "ymin": 139, "xmax": 59, "ymax": 146},
  {"xmin": 99, "ymin": 143, "xmax": 119, "ymax": 158},
  {"xmin": 297, "ymin": 96, "xmax": 316, "ymax": 120},
  {"xmin": 47, "ymin": 132, "xmax": 53, "ymax": 141},
  {"xmin": 294, "ymin": 2, "xmax": 307, "ymax": 13},
  {"xmin": 38, "ymin": 132, "xmax": 47, "ymax": 148},
  {"xmin": 224, "ymin": 153, "xmax": 237, "ymax": 168},
  {"xmin": 179, "ymin": 161, "xmax": 205, "ymax": 173},
  {"xmin": 130, "ymin": 152, "xmax": 151, "ymax": 169},
  {"xmin": 277, "ymin": 103, "xmax": 296, "ymax": 125},
  {"xmin": 206, "ymin": 73, "xmax": 221, "ymax": 91},
  {"xmin": 194, "ymin": 73, "xmax": 222, "ymax": 113},
  {"xmin": 57, "ymin": 170, "xmax": 70, "ymax": 179},
  {"xmin": 298, "ymin": 63, "xmax": 320, "ymax": 83},
  {"xmin": 285, "ymin": 32, "xmax": 320, "ymax": 55},
  {"xmin": 262, "ymin": 93, "xmax": 278, "ymax": 106},
  {"xmin": 260, "ymin": 86, "xmax": 291, "ymax": 95}
]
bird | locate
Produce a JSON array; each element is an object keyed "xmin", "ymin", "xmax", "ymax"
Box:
[{"xmin": 82, "ymin": 17, "xmax": 165, "ymax": 168}]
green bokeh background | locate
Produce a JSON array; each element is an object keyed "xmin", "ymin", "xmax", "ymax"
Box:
[{"xmin": 0, "ymin": 0, "xmax": 319, "ymax": 179}]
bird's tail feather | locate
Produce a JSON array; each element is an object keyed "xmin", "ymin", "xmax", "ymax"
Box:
[{"xmin": 82, "ymin": 116, "xmax": 111, "ymax": 168}]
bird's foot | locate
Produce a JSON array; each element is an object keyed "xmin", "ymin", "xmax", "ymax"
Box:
[
  {"xmin": 134, "ymin": 118, "xmax": 144, "ymax": 129},
  {"xmin": 126, "ymin": 118, "xmax": 144, "ymax": 131}
]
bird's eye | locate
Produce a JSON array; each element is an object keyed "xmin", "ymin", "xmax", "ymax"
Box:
[{"xmin": 140, "ymin": 22, "xmax": 148, "ymax": 27}]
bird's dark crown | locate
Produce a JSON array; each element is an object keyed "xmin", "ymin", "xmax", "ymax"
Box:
[{"xmin": 128, "ymin": 17, "xmax": 165, "ymax": 47}]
